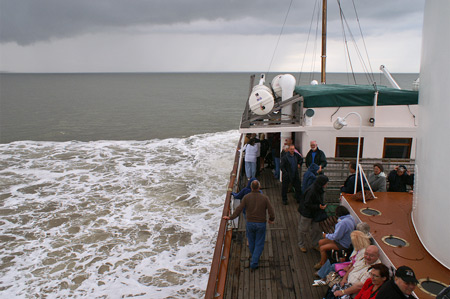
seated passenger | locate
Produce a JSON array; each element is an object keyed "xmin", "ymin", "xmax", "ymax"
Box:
[
  {"xmin": 355, "ymin": 263, "xmax": 390, "ymax": 299},
  {"xmin": 367, "ymin": 163, "xmax": 387, "ymax": 192},
  {"xmin": 387, "ymin": 165, "xmax": 413, "ymax": 192},
  {"xmin": 315, "ymin": 206, "xmax": 355, "ymax": 269},
  {"xmin": 341, "ymin": 161, "xmax": 367, "ymax": 194},
  {"xmin": 327, "ymin": 245, "xmax": 381, "ymax": 298},
  {"xmin": 376, "ymin": 265, "xmax": 418, "ymax": 299},
  {"xmin": 315, "ymin": 230, "xmax": 371, "ymax": 282}
]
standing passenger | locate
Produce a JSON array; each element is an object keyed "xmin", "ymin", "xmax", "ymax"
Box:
[
  {"xmin": 259, "ymin": 133, "xmax": 270, "ymax": 171},
  {"xmin": 302, "ymin": 163, "xmax": 320, "ymax": 193},
  {"xmin": 305, "ymin": 140, "xmax": 327, "ymax": 173},
  {"xmin": 298, "ymin": 175, "xmax": 329, "ymax": 253},
  {"xmin": 272, "ymin": 134, "xmax": 281, "ymax": 180},
  {"xmin": 281, "ymin": 144, "xmax": 303, "ymax": 205},
  {"xmin": 223, "ymin": 180, "xmax": 275, "ymax": 270},
  {"xmin": 242, "ymin": 138, "xmax": 259, "ymax": 180}
]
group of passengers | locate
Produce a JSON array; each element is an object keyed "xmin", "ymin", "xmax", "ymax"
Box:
[
  {"xmin": 340, "ymin": 161, "xmax": 414, "ymax": 194},
  {"xmin": 237, "ymin": 136, "xmax": 419, "ymax": 298},
  {"xmin": 299, "ymin": 200, "xmax": 418, "ymax": 298}
]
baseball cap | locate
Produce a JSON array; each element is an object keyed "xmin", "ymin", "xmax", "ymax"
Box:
[{"xmin": 395, "ymin": 266, "xmax": 418, "ymax": 284}]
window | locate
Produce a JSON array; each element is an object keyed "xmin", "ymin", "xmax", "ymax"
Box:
[
  {"xmin": 335, "ymin": 137, "xmax": 364, "ymax": 158},
  {"xmin": 383, "ymin": 138, "xmax": 412, "ymax": 159}
]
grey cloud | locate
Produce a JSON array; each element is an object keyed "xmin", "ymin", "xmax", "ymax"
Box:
[{"xmin": 0, "ymin": 0, "xmax": 424, "ymax": 46}]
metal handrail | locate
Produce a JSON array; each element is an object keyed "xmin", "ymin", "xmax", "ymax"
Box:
[{"xmin": 204, "ymin": 134, "xmax": 243, "ymax": 299}]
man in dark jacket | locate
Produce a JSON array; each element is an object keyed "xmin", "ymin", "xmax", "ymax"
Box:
[
  {"xmin": 297, "ymin": 175, "xmax": 329, "ymax": 253},
  {"xmin": 281, "ymin": 144, "xmax": 303, "ymax": 205},
  {"xmin": 376, "ymin": 265, "xmax": 418, "ymax": 298},
  {"xmin": 388, "ymin": 165, "xmax": 413, "ymax": 192},
  {"xmin": 341, "ymin": 161, "xmax": 367, "ymax": 194},
  {"xmin": 305, "ymin": 141, "xmax": 327, "ymax": 173}
]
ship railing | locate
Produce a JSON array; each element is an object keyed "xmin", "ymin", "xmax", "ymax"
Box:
[{"xmin": 205, "ymin": 133, "xmax": 244, "ymax": 299}]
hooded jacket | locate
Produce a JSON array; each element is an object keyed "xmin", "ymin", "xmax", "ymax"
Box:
[
  {"xmin": 298, "ymin": 175, "xmax": 328, "ymax": 219},
  {"xmin": 302, "ymin": 163, "xmax": 320, "ymax": 193}
]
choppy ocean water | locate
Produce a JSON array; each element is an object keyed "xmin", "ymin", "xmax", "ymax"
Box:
[
  {"xmin": 0, "ymin": 132, "xmax": 239, "ymax": 298},
  {"xmin": 0, "ymin": 72, "xmax": 418, "ymax": 298}
]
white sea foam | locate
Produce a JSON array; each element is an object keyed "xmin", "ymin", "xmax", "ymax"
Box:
[{"xmin": 0, "ymin": 130, "xmax": 240, "ymax": 298}]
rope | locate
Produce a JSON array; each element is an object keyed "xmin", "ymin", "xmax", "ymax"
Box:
[
  {"xmin": 336, "ymin": 0, "xmax": 376, "ymax": 85},
  {"xmin": 267, "ymin": 0, "xmax": 295, "ymax": 74},
  {"xmin": 297, "ymin": 0, "xmax": 321, "ymax": 84}
]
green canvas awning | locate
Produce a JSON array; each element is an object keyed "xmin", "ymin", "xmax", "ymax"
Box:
[{"xmin": 294, "ymin": 84, "xmax": 418, "ymax": 108}]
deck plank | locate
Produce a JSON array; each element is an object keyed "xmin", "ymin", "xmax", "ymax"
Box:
[{"xmin": 223, "ymin": 169, "xmax": 334, "ymax": 299}]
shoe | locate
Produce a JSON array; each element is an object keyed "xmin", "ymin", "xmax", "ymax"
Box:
[
  {"xmin": 312, "ymin": 279, "xmax": 327, "ymax": 286},
  {"xmin": 300, "ymin": 247, "xmax": 307, "ymax": 253},
  {"xmin": 313, "ymin": 246, "xmax": 320, "ymax": 252},
  {"xmin": 250, "ymin": 266, "xmax": 259, "ymax": 272},
  {"xmin": 314, "ymin": 262, "xmax": 322, "ymax": 270}
]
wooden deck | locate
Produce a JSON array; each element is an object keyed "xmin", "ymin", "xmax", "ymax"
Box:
[{"xmin": 223, "ymin": 169, "xmax": 336, "ymax": 299}]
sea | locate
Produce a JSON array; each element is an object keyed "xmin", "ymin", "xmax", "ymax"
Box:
[{"xmin": 0, "ymin": 72, "xmax": 418, "ymax": 298}]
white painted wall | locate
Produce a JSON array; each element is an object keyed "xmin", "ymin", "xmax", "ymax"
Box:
[{"xmin": 412, "ymin": 0, "xmax": 450, "ymax": 270}]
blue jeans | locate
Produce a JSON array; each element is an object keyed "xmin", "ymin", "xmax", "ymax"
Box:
[
  {"xmin": 245, "ymin": 161, "xmax": 256, "ymax": 179},
  {"xmin": 273, "ymin": 150, "xmax": 280, "ymax": 179},
  {"xmin": 246, "ymin": 221, "xmax": 267, "ymax": 269},
  {"xmin": 318, "ymin": 259, "xmax": 333, "ymax": 278}
]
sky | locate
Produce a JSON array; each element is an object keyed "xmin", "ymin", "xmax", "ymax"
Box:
[{"xmin": 0, "ymin": 0, "xmax": 425, "ymax": 73}]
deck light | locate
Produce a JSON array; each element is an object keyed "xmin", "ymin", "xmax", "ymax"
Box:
[{"xmin": 333, "ymin": 112, "xmax": 375, "ymax": 203}]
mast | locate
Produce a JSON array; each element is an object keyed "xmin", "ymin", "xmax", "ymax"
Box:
[{"xmin": 321, "ymin": 0, "xmax": 327, "ymax": 84}]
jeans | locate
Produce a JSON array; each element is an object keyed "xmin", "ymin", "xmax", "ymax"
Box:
[
  {"xmin": 273, "ymin": 152, "xmax": 280, "ymax": 179},
  {"xmin": 246, "ymin": 221, "xmax": 267, "ymax": 269},
  {"xmin": 245, "ymin": 161, "xmax": 256, "ymax": 179},
  {"xmin": 318, "ymin": 259, "xmax": 333, "ymax": 278}
]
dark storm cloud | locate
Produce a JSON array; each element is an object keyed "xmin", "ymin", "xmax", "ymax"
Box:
[{"xmin": 0, "ymin": 0, "xmax": 424, "ymax": 46}]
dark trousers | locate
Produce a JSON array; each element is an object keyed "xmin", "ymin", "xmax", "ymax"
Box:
[{"xmin": 282, "ymin": 176, "xmax": 302, "ymax": 203}]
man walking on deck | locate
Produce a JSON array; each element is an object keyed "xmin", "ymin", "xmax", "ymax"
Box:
[{"xmin": 223, "ymin": 180, "xmax": 275, "ymax": 270}]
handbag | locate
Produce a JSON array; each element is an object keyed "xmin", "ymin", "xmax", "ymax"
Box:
[
  {"xmin": 313, "ymin": 209, "xmax": 328, "ymax": 222},
  {"xmin": 334, "ymin": 261, "xmax": 351, "ymax": 277},
  {"xmin": 325, "ymin": 271, "xmax": 342, "ymax": 287},
  {"xmin": 349, "ymin": 190, "xmax": 374, "ymax": 202}
]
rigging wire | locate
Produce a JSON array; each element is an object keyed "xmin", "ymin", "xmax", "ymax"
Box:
[
  {"xmin": 337, "ymin": 0, "xmax": 357, "ymax": 84},
  {"xmin": 310, "ymin": 1, "xmax": 322, "ymax": 83},
  {"xmin": 336, "ymin": 0, "xmax": 376, "ymax": 86},
  {"xmin": 351, "ymin": 0, "xmax": 375, "ymax": 81},
  {"xmin": 297, "ymin": 0, "xmax": 320, "ymax": 84},
  {"xmin": 267, "ymin": 0, "xmax": 294, "ymax": 75}
]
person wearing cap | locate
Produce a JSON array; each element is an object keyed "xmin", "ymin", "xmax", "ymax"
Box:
[
  {"xmin": 297, "ymin": 175, "xmax": 329, "ymax": 253},
  {"xmin": 388, "ymin": 165, "xmax": 413, "ymax": 192},
  {"xmin": 375, "ymin": 265, "xmax": 418, "ymax": 298}
]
